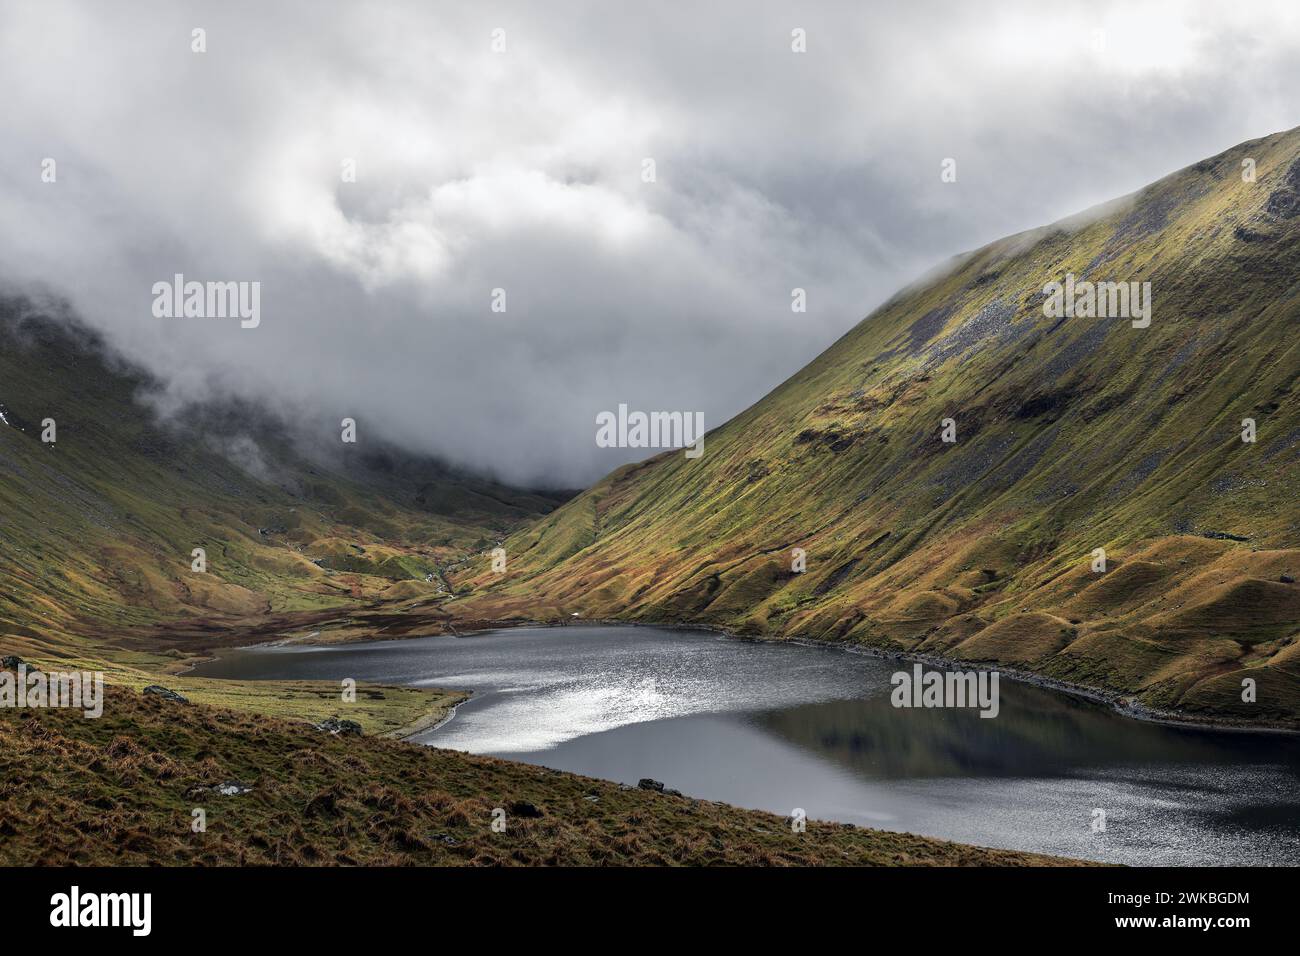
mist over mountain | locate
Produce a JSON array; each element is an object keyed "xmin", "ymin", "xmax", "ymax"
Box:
[
  {"xmin": 0, "ymin": 294, "xmax": 566, "ymax": 654},
  {"xmin": 4, "ymin": 0, "xmax": 1300, "ymax": 486}
]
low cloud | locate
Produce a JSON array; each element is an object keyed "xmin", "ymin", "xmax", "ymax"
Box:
[{"xmin": 1, "ymin": 0, "xmax": 1297, "ymax": 486}]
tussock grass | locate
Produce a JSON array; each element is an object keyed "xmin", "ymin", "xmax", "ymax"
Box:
[{"xmin": 0, "ymin": 685, "xmax": 1079, "ymax": 866}]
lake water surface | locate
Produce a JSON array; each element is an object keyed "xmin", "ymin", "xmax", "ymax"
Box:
[{"xmin": 191, "ymin": 625, "xmax": 1300, "ymax": 865}]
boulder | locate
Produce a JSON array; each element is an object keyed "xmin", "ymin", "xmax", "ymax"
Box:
[
  {"xmin": 143, "ymin": 684, "xmax": 189, "ymax": 703},
  {"xmin": 315, "ymin": 716, "xmax": 363, "ymax": 736},
  {"xmin": 637, "ymin": 778, "xmax": 665, "ymax": 792},
  {"xmin": 184, "ymin": 779, "xmax": 252, "ymax": 798}
]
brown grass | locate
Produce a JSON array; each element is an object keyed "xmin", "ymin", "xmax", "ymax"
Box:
[{"xmin": 0, "ymin": 683, "xmax": 1084, "ymax": 867}]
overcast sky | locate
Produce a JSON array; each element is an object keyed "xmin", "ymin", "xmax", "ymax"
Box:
[{"xmin": 2, "ymin": 0, "xmax": 1298, "ymax": 487}]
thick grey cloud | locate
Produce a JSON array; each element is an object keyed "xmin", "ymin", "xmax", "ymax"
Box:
[{"xmin": 1, "ymin": 0, "xmax": 1298, "ymax": 486}]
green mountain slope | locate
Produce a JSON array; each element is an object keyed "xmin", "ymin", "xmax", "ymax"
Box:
[
  {"xmin": 463, "ymin": 128, "xmax": 1300, "ymax": 726},
  {"xmin": 0, "ymin": 298, "xmax": 562, "ymax": 676}
]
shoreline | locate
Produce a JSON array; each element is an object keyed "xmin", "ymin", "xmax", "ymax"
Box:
[
  {"xmin": 384, "ymin": 692, "xmax": 470, "ymax": 741},
  {"xmin": 190, "ymin": 614, "xmax": 1300, "ymax": 737}
]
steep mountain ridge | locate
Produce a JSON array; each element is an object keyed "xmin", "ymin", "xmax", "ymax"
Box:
[{"xmin": 459, "ymin": 128, "xmax": 1300, "ymax": 725}]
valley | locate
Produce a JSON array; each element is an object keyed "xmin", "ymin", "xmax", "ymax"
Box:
[{"xmin": 2, "ymin": 128, "xmax": 1299, "ymax": 867}]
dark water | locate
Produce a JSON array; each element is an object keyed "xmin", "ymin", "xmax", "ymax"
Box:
[{"xmin": 191, "ymin": 626, "xmax": 1300, "ymax": 865}]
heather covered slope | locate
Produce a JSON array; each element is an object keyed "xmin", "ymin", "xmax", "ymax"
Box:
[{"xmin": 462, "ymin": 129, "xmax": 1300, "ymax": 725}]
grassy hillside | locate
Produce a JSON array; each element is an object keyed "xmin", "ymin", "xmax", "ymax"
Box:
[
  {"xmin": 0, "ymin": 297, "xmax": 562, "ymax": 717},
  {"xmin": 456, "ymin": 128, "xmax": 1300, "ymax": 726},
  {"xmin": 0, "ymin": 679, "xmax": 1075, "ymax": 866}
]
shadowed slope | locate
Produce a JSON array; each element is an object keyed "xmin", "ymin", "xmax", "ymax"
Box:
[
  {"xmin": 0, "ymin": 298, "xmax": 563, "ymax": 712},
  {"xmin": 0, "ymin": 302, "xmax": 563, "ymax": 620}
]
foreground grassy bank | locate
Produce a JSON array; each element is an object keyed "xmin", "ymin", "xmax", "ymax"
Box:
[{"xmin": 0, "ymin": 681, "xmax": 1080, "ymax": 866}]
